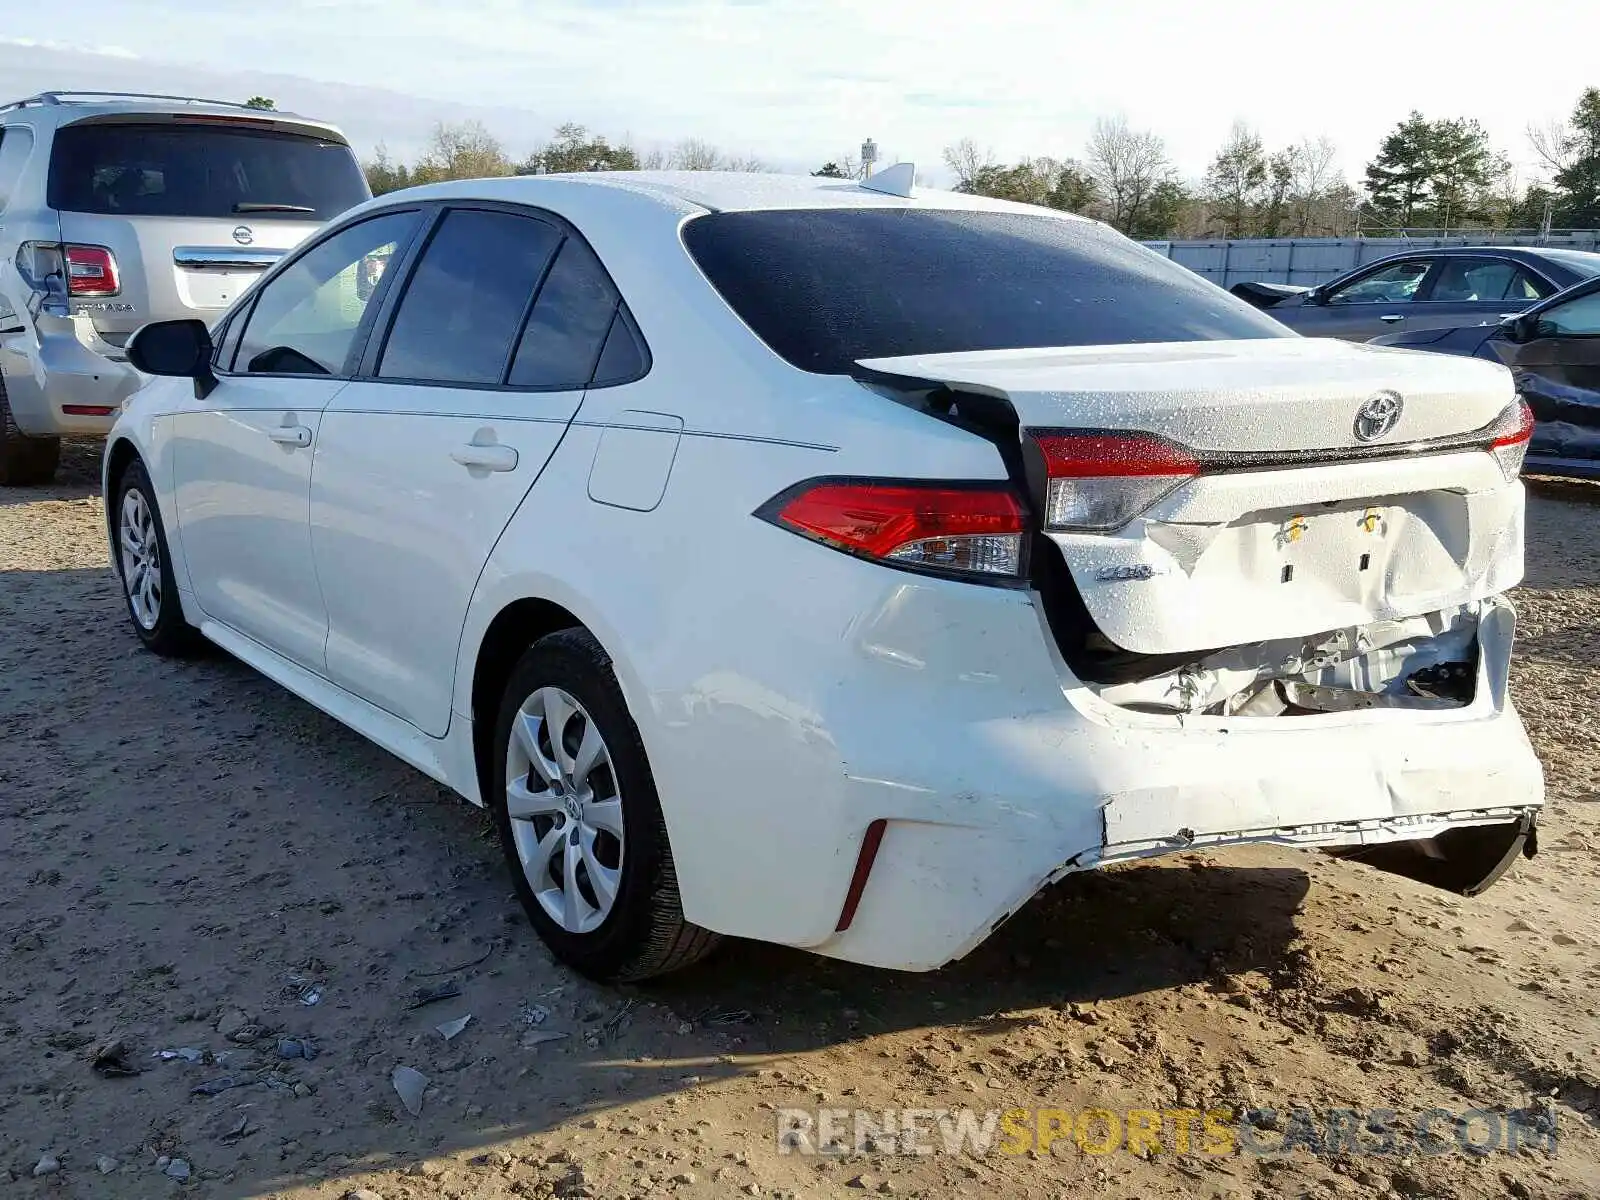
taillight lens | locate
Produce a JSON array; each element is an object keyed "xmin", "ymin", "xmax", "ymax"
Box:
[
  {"xmin": 1031, "ymin": 431, "xmax": 1201, "ymax": 531},
  {"xmin": 64, "ymin": 245, "xmax": 120, "ymax": 297},
  {"xmin": 1485, "ymin": 398, "xmax": 1535, "ymax": 482},
  {"xmin": 759, "ymin": 479, "xmax": 1027, "ymax": 581}
]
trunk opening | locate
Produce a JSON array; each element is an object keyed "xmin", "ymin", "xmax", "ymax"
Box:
[{"xmin": 1085, "ymin": 601, "xmax": 1481, "ymax": 717}]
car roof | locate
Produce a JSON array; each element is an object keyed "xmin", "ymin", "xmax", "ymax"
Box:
[
  {"xmin": 384, "ymin": 170, "xmax": 1095, "ymax": 219},
  {"xmin": 1364, "ymin": 244, "xmax": 1593, "ymax": 264}
]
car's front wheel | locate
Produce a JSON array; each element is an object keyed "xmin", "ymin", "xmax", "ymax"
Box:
[
  {"xmin": 113, "ymin": 459, "xmax": 204, "ymax": 657},
  {"xmin": 491, "ymin": 628, "xmax": 720, "ymax": 981}
]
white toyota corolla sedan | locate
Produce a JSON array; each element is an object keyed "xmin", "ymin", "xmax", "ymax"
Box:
[{"xmin": 104, "ymin": 170, "xmax": 1544, "ymax": 981}]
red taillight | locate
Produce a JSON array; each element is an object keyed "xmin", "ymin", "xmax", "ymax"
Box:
[
  {"xmin": 1031, "ymin": 431, "xmax": 1201, "ymax": 531},
  {"xmin": 64, "ymin": 245, "xmax": 119, "ymax": 298},
  {"xmin": 1486, "ymin": 398, "xmax": 1535, "ymax": 481},
  {"xmin": 760, "ymin": 479, "xmax": 1027, "ymax": 580}
]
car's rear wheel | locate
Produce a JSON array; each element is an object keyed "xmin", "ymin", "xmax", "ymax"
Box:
[
  {"xmin": 0, "ymin": 376, "xmax": 61, "ymax": 486},
  {"xmin": 492, "ymin": 628, "xmax": 719, "ymax": 981},
  {"xmin": 114, "ymin": 459, "xmax": 205, "ymax": 657}
]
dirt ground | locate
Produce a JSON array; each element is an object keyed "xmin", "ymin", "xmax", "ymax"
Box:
[{"xmin": 2, "ymin": 441, "xmax": 1598, "ymax": 1200}]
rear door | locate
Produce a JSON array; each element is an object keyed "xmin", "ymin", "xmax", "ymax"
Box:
[
  {"xmin": 1293, "ymin": 257, "xmax": 1437, "ymax": 340},
  {"xmin": 48, "ymin": 117, "xmax": 369, "ymax": 345},
  {"xmin": 310, "ymin": 204, "xmax": 637, "ymax": 736},
  {"xmin": 1419, "ymin": 256, "xmax": 1546, "ymax": 333}
]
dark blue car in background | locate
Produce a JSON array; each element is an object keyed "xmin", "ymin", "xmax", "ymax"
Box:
[{"xmin": 1373, "ymin": 275, "xmax": 1600, "ymax": 480}]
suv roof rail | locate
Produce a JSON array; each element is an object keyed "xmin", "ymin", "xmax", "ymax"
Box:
[{"xmin": 0, "ymin": 91, "xmax": 273, "ymax": 114}]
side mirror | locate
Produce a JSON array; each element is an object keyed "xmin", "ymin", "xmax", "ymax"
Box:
[
  {"xmin": 127, "ymin": 319, "xmax": 217, "ymax": 397},
  {"xmin": 1499, "ymin": 313, "xmax": 1534, "ymax": 344}
]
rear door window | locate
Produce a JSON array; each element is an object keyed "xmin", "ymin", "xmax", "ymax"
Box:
[
  {"xmin": 681, "ymin": 208, "xmax": 1289, "ymax": 375},
  {"xmin": 1427, "ymin": 258, "xmax": 1519, "ymax": 303},
  {"xmin": 508, "ymin": 238, "xmax": 625, "ymax": 389},
  {"xmin": 377, "ymin": 209, "xmax": 563, "ymax": 385},
  {"xmin": 47, "ymin": 122, "xmax": 368, "ymax": 221},
  {"xmin": 1506, "ymin": 269, "xmax": 1549, "ymax": 302}
]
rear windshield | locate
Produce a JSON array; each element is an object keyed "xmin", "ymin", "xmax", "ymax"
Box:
[
  {"xmin": 48, "ymin": 122, "xmax": 369, "ymax": 220},
  {"xmin": 1537, "ymin": 248, "xmax": 1600, "ymax": 280},
  {"xmin": 681, "ymin": 208, "xmax": 1292, "ymax": 374}
]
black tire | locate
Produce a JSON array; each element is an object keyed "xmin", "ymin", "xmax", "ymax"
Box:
[
  {"xmin": 491, "ymin": 628, "xmax": 720, "ymax": 982},
  {"xmin": 0, "ymin": 376, "xmax": 60, "ymax": 486},
  {"xmin": 111, "ymin": 458, "xmax": 206, "ymax": 657}
]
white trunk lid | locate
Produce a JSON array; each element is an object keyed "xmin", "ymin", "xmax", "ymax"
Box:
[{"xmin": 858, "ymin": 339, "xmax": 1525, "ymax": 656}]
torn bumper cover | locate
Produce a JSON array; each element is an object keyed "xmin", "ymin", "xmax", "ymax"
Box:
[
  {"xmin": 814, "ymin": 596, "xmax": 1542, "ymax": 972},
  {"xmin": 1080, "ymin": 597, "xmax": 1541, "ymax": 872}
]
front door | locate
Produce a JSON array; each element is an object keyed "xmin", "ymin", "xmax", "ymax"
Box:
[
  {"xmin": 310, "ymin": 205, "xmax": 635, "ymax": 736},
  {"xmin": 170, "ymin": 208, "xmax": 422, "ymax": 667},
  {"xmin": 1295, "ymin": 256, "xmax": 1435, "ymax": 340},
  {"xmin": 1491, "ymin": 284, "xmax": 1600, "ymax": 470}
]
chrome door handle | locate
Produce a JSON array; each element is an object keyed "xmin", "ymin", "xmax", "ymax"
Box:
[
  {"xmin": 451, "ymin": 444, "xmax": 519, "ymax": 472},
  {"xmin": 268, "ymin": 425, "xmax": 312, "ymax": 447},
  {"xmin": 1379, "ymin": 314, "xmax": 1405, "ymax": 323}
]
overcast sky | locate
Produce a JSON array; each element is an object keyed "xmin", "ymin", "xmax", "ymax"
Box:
[{"xmin": 3, "ymin": 0, "xmax": 1597, "ymax": 184}]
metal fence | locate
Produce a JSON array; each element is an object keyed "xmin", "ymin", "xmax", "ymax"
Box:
[{"xmin": 1142, "ymin": 234, "xmax": 1600, "ymax": 289}]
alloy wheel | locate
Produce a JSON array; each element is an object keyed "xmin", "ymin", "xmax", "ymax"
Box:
[
  {"xmin": 504, "ymin": 686, "xmax": 625, "ymax": 934},
  {"xmin": 119, "ymin": 489, "xmax": 162, "ymax": 630}
]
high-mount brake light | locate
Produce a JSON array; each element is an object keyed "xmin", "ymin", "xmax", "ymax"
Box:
[{"xmin": 758, "ymin": 479, "xmax": 1027, "ymax": 582}]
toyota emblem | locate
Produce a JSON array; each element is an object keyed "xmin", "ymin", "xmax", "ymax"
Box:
[
  {"xmin": 1354, "ymin": 390, "xmax": 1403, "ymax": 442},
  {"xmin": 232, "ymin": 225, "xmax": 255, "ymax": 246}
]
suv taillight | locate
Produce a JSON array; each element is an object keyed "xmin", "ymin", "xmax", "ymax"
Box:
[
  {"xmin": 1030, "ymin": 431, "xmax": 1201, "ymax": 531},
  {"xmin": 63, "ymin": 245, "xmax": 120, "ymax": 298},
  {"xmin": 757, "ymin": 479, "xmax": 1027, "ymax": 582}
]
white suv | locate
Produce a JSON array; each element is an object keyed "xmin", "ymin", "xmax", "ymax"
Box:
[
  {"xmin": 104, "ymin": 172, "xmax": 1544, "ymax": 981},
  {"xmin": 0, "ymin": 91, "xmax": 368, "ymax": 484}
]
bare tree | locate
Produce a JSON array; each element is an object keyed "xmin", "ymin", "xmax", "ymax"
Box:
[
  {"xmin": 1290, "ymin": 135, "xmax": 1340, "ymax": 234},
  {"xmin": 412, "ymin": 120, "xmax": 512, "ymax": 182},
  {"xmin": 942, "ymin": 138, "xmax": 997, "ymax": 191},
  {"xmin": 1085, "ymin": 116, "xmax": 1172, "ymax": 235},
  {"xmin": 670, "ymin": 139, "xmax": 725, "ymax": 171},
  {"xmin": 1528, "ymin": 117, "xmax": 1575, "ymax": 177}
]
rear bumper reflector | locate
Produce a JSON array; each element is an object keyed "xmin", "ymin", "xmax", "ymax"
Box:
[
  {"xmin": 61, "ymin": 405, "xmax": 117, "ymax": 416},
  {"xmin": 836, "ymin": 819, "xmax": 888, "ymax": 932}
]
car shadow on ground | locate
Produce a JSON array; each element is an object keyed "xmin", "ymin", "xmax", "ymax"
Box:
[
  {"xmin": 0, "ymin": 438, "xmax": 102, "ymax": 508},
  {"xmin": 0, "ymin": 562, "xmax": 1312, "ymax": 1196}
]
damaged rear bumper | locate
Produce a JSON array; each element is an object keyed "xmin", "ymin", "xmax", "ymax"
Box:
[{"xmin": 812, "ymin": 596, "xmax": 1542, "ymax": 972}]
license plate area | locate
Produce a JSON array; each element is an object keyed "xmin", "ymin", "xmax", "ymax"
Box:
[
  {"xmin": 174, "ymin": 267, "xmax": 266, "ymax": 310},
  {"xmin": 1052, "ymin": 485, "xmax": 1522, "ymax": 657}
]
